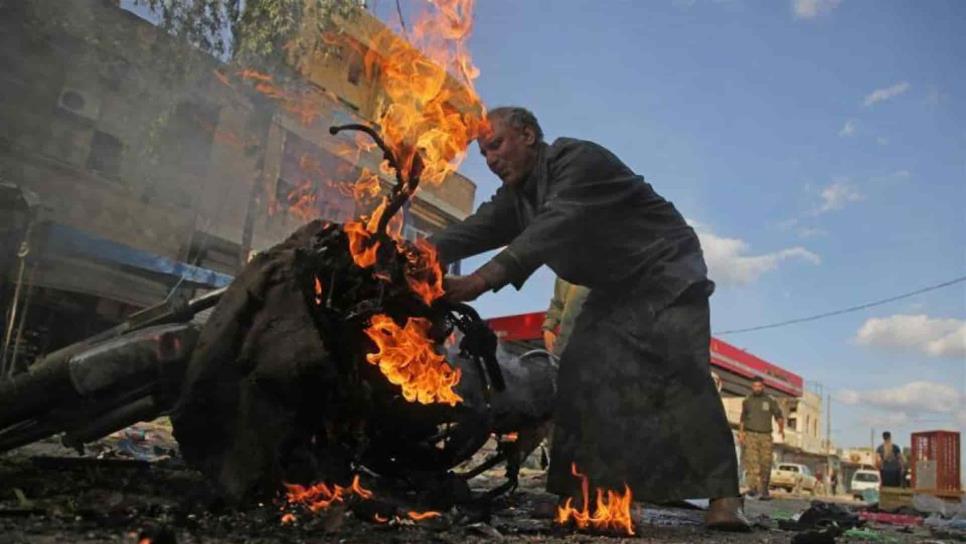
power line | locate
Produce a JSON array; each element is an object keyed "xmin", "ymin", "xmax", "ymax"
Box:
[
  {"xmin": 395, "ymin": 0, "xmax": 407, "ymax": 33},
  {"xmin": 715, "ymin": 274, "xmax": 966, "ymax": 336}
]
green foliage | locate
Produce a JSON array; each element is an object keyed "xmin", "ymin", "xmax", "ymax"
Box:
[{"xmin": 133, "ymin": 0, "xmax": 361, "ymax": 74}]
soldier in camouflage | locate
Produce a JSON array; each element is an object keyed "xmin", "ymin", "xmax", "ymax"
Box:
[
  {"xmin": 542, "ymin": 277, "xmax": 590, "ymax": 357},
  {"xmin": 739, "ymin": 377, "xmax": 784, "ymax": 499}
]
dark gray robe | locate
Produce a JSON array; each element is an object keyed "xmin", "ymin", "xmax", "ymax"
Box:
[{"xmin": 430, "ymin": 138, "xmax": 739, "ymax": 501}]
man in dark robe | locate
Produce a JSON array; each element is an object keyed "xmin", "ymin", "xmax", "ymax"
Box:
[{"xmin": 429, "ymin": 107, "xmax": 748, "ymax": 529}]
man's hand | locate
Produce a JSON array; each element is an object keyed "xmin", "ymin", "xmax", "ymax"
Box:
[
  {"xmin": 543, "ymin": 330, "xmax": 557, "ymax": 353},
  {"xmin": 738, "ymin": 431, "xmax": 745, "ymax": 446},
  {"xmin": 443, "ymin": 274, "xmax": 488, "ymax": 303}
]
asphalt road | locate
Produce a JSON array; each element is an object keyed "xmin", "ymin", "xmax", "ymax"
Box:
[{"xmin": 0, "ymin": 423, "xmax": 947, "ymax": 543}]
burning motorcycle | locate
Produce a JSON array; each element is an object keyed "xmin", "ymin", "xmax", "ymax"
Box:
[{"xmin": 0, "ymin": 124, "xmax": 557, "ymax": 505}]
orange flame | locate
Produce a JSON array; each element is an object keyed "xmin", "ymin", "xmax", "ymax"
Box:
[
  {"xmin": 284, "ymin": 474, "xmax": 373, "ymax": 513},
  {"xmin": 212, "ymin": 68, "xmax": 233, "ymax": 89},
  {"xmin": 314, "ymin": 276, "xmax": 324, "ymax": 305},
  {"xmin": 364, "ymin": 314, "xmax": 462, "ymax": 405},
  {"xmin": 280, "ymin": 512, "xmax": 297, "ymax": 524},
  {"xmin": 555, "ymin": 463, "xmax": 635, "ymax": 536},
  {"xmin": 285, "ymin": 179, "xmax": 319, "ymax": 221},
  {"xmin": 343, "ymin": 216, "xmax": 382, "ymax": 269},
  {"xmin": 353, "ymin": 169, "xmax": 383, "ymax": 201},
  {"xmin": 403, "ymin": 237, "xmax": 445, "ymax": 305},
  {"xmin": 364, "ymin": 0, "xmax": 487, "ymax": 186},
  {"xmin": 237, "ymin": 69, "xmax": 330, "ymax": 126},
  {"xmin": 232, "ymin": 0, "xmax": 486, "ymax": 226},
  {"xmin": 407, "ymin": 510, "xmax": 442, "ymax": 521}
]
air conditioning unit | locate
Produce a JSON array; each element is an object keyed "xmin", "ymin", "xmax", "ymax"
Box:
[{"xmin": 56, "ymin": 87, "xmax": 101, "ymax": 122}]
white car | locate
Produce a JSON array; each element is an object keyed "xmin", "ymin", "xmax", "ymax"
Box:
[
  {"xmin": 770, "ymin": 463, "xmax": 817, "ymax": 494},
  {"xmin": 851, "ymin": 469, "xmax": 880, "ymax": 499}
]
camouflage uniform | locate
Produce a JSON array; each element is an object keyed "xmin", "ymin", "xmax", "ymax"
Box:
[
  {"xmin": 742, "ymin": 431, "xmax": 773, "ymax": 494},
  {"xmin": 542, "ymin": 277, "xmax": 590, "ymax": 356},
  {"xmin": 740, "ymin": 392, "xmax": 782, "ymax": 495}
]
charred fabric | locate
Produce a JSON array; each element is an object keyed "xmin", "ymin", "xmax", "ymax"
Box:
[{"xmin": 0, "ymin": 124, "xmax": 557, "ymax": 510}]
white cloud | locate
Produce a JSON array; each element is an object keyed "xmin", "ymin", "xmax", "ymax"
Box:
[
  {"xmin": 817, "ymin": 181, "xmax": 864, "ymax": 213},
  {"xmin": 793, "ymin": 0, "xmax": 842, "ymax": 19},
  {"xmin": 856, "ymin": 314, "xmax": 966, "ymax": 359},
  {"xmin": 690, "ymin": 222, "xmax": 821, "ymax": 286},
  {"xmin": 876, "ymin": 136, "xmax": 889, "ymax": 146},
  {"xmin": 838, "ymin": 381, "xmax": 962, "ymax": 415},
  {"xmin": 797, "ymin": 227, "xmax": 827, "ymax": 238},
  {"xmin": 860, "ymin": 412, "xmax": 912, "ymax": 429},
  {"xmin": 863, "ymin": 81, "xmax": 911, "ymax": 107},
  {"xmin": 838, "ymin": 119, "xmax": 856, "ymax": 137}
]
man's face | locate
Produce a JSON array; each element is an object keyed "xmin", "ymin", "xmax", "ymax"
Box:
[
  {"xmin": 478, "ymin": 117, "xmax": 538, "ymax": 187},
  {"xmin": 751, "ymin": 381, "xmax": 765, "ymax": 395}
]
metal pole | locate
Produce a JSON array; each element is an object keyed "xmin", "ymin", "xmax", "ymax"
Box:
[
  {"xmin": 9, "ymin": 265, "xmax": 37, "ymax": 375},
  {"xmin": 1, "ymin": 240, "xmax": 30, "ymax": 375},
  {"xmin": 826, "ymin": 392, "xmax": 832, "ymax": 494}
]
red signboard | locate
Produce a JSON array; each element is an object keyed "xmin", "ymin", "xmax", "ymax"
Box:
[
  {"xmin": 709, "ymin": 337, "xmax": 803, "ymax": 397},
  {"xmin": 487, "ymin": 311, "xmax": 803, "ymax": 397}
]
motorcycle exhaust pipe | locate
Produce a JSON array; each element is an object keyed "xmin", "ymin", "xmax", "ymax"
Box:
[{"xmin": 62, "ymin": 395, "xmax": 161, "ymax": 449}]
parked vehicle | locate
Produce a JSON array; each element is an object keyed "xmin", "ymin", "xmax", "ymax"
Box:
[
  {"xmin": 771, "ymin": 463, "xmax": 818, "ymax": 494},
  {"xmin": 850, "ymin": 469, "xmax": 881, "ymax": 499}
]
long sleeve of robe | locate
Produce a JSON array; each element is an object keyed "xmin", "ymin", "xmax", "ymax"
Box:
[{"xmin": 429, "ymin": 138, "xmax": 710, "ymax": 313}]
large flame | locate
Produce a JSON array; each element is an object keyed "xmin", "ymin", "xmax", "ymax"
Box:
[
  {"xmin": 364, "ymin": 0, "xmax": 486, "ymax": 185},
  {"xmin": 340, "ymin": 0, "xmax": 483, "ymax": 302},
  {"xmin": 230, "ymin": 1, "xmax": 483, "ymax": 404},
  {"xmin": 364, "ymin": 314, "xmax": 462, "ymax": 405},
  {"xmin": 555, "ymin": 463, "xmax": 635, "ymax": 536}
]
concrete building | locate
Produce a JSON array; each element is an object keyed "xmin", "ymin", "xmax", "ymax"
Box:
[{"xmin": 0, "ymin": 1, "xmax": 477, "ymax": 368}]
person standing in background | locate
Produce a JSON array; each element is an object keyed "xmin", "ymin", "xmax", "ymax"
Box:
[
  {"xmin": 541, "ymin": 277, "xmax": 590, "ymax": 356},
  {"xmin": 876, "ymin": 431, "xmax": 904, "ymax": 487},
  {"xmin": 739, "ymin": 377, "xmax": 784, "ymax": 499}
]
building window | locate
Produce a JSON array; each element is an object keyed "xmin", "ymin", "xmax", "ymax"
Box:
[
  {"xmin": 347, "ymin": 58, "xmax": 363, "ymax": 85},
  {"xmin": 344, "ymin": 44, "xmax": 365, "ymax": 86},
  {"xmin": 185, "ymin": 231, "xmax": 240, "ymax": 274},
  {"xmin": 279, "ymin": 130, "xmax": 356, "ymax": 223},
  {"xmin": 86, "ymin": 130, "xmax": 122, "ymax": 178},
  {"xmin": 403, "ymin": 224, "xmax": 430, "ymax": 242},
  {"xmin": 163, "ymin": 101, "xmax": 218, "ymax": 176}
]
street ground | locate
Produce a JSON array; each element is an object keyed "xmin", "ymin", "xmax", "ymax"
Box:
[{"xmin": 0, "ymin": 421, "xmax": 953, "ymax": 543}]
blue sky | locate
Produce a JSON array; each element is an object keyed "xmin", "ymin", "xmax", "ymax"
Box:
[{"xmin": 376, "ymin": 0, "xmax": 966, "ymax": 452}]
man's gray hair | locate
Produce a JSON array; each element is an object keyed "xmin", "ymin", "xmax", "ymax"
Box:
[{"xmin": 487, "ymin": 106, "xmax": 544, "ymax": 143}]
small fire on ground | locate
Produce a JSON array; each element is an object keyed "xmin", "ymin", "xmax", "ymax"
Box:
[
  {"xmin": 555, "ymin": 463, "xmax": 636, "ymax": 536},
  {"xmin": 281, "ymin": 474, "xmax": 440, "ymax": 525}
]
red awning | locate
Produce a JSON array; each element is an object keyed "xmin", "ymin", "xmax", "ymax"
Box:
[{"xmin": 487, "ymin": 311, "xmax": 803, "ymax": 397}]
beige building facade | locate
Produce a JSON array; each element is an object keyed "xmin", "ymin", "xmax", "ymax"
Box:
[{"xmin": 0, "ymin": 1, "xmax": 477, "ymax": 365}]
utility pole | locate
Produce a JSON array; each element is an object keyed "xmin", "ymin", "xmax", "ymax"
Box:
[{"xmin": 826, "ymin": 393, "xmax": 832, "ymax": 493}]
